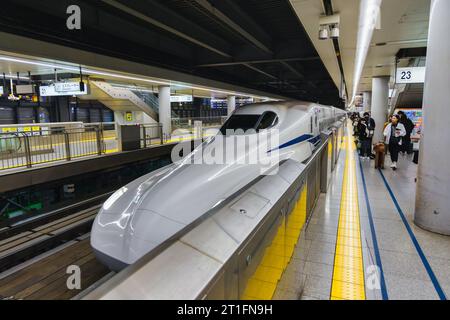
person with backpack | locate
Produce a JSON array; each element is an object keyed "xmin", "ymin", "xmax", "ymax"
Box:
[
  {"xmin": 358, "ymin": 114, "xmax": 375, "ymax": 160},
  {"xmin": 397, "ymin": 111, "xmax": 415, "ymax": 154},
  {"xmin": 383, "ymin": 115, "xmax": 406, "ymax": 170}
]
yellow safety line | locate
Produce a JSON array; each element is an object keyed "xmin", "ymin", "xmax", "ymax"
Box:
[{"xmin": 330, "ymin": 123, "xmax": 366, "ymax": 300}]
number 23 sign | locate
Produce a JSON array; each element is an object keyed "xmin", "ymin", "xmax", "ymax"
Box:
[{"xmin": 396, "ymin": 67, "xmax": 426, "ymax": 84}]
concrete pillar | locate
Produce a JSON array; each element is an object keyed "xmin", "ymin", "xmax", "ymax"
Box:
[
  {"xmin": 371, "ymin": 77, "xmax": 389, "ymax": 143},
  {"xmin": 363, "ymin": 91, "xmax": 372, "ymax": 113},
  {"xmin": 227, "ymin": 95, "xmax": 236, "ymax": 115},
  {"xmin": 158, "ymin": 85, "xmax": 171, "ymax": 136},
  {"xmin": 414, "ymin": 0, "xmax": 450, "ymax": 234}
]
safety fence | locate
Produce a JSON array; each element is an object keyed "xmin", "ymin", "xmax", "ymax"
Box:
[
  {"xmin": 172, "ymin": 116, "xmax": 227, "ymax": 132},
  {"xmin": 0, "ymin": 122, "xmax": 164, "ymax": 172},
  {"xmin": 0, "ymin": 116, "xmax": 260, "ymax": 172}
]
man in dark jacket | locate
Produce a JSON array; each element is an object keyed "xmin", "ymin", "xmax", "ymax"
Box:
[
  {"xmin": 358, "ymin": 113, "xmax": 375, "ymax": 159},
  {"xmin": 361, "ymin": 112, "xmax": 376, "ymax": 159},
  {"xmin": 398, "ymin": 111, "xmax": 415, "ymax": 154}
]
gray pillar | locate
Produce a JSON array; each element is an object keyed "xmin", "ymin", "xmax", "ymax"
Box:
[
  {"xmin": 227, "ymin": 95, "xmax": 236, "ymax": 116},
  {"xmin": 158, "ymin": 85, "xmax": 171, "ymax": 136},
  {"xmin": 414, "ymin": 0, "xmax": 450, "ymax": 234},
  {"xmin": 371, "ymin": 77, "xmax": 389, "ymax": 143},
  {"xmin": 363, "ymin": 91, "xmax": 372, "ymax": 113}
]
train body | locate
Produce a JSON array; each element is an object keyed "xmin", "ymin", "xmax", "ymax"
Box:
[{"xmin": 91, "ymin": 101, "xmax": 346, "ymax": 270}]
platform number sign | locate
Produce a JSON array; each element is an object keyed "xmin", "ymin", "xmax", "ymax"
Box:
[
  {"xmin": 400, "ymin": 70, "xmax": 412, "ymax": 81},
  {"xmin": 126, "ymin": 112, "xmax": 133, "ymax": 122},
  {"xmin": 396, "ymin": 67, "xmax": 426, "ymax": 84}
]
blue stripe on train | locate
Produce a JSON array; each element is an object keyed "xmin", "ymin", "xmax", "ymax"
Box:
[{"xmin": 268, "ymin": 134, "xmax": 321, "ymax": 153}]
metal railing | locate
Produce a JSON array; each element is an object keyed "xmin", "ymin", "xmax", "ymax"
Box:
[
  {"xmin": 171, "ymin": 116, "xmax": 227, "ymax": 131},
  {"xmin": 0, "ymin": 118, "xmax": 230, "ymax": 172},
  {"xmin": 141, "ymin": 124, "xmax": 164, "ymax": 148},
  {"xmin": 0, "ymin": 125, "xmax": 105, "ymax": 171}
]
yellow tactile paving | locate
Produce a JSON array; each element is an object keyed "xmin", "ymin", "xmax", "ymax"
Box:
[{"xmin": 330, "ymin": 123, "xmax": 366, "ymax": 300}]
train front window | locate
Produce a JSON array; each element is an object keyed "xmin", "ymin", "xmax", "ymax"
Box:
[
  {"xmin": 256, "ymin": 112, "xmax": 278, "ymax": 131},
  {"xmin": 220, "ymin": 115, "xmax": 261, "ymax": 135}
]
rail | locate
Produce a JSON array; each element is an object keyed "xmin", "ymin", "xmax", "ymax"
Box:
[{"xmin": 83, "ymin": 118, "xmax": 346, "ymax": 300}]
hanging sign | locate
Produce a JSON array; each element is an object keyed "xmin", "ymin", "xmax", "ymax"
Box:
[
  {"xmin": 396, "ymin": 67, "xmax": 426, "ymax": 84},
  {"xmin": 40, "ymin": 82, "xmax": 88, "ymax": 96},
  {"xmin": 170, "ymin": 95, "xmax": 193, "ymax": 103}
]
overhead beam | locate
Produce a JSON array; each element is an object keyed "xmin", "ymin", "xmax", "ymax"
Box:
[
  {"xmin": 197, "ymin": 56, "xmax": 320, "ymax": 68},
  {"xmin": 191, "ymin": 0, "xmax": 273, "ymax": 54},
  {"xmin": 243, "ymin": 63, "xmax": 278, "ymax": 80},
  {"xmin": 100, "ymin": 0, "xmax": 231, "ymax": 58},
  {"xmin": 280, "ymin": 61, "xmax": 305, "ymax": 79}
]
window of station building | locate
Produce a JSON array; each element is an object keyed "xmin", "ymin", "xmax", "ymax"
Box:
[
  {"xmin": 17, "ymin": 106, "xmax": 35, "ymax": 124},
  {"xmin": 103, "ymin": 109, "xmax": 114, "ymax": 122},
  {"xmin": 256, "ymin": 111, "xmax": 278, "ymax": 131},
  {"xmin": 90, "ymin": 108, "xmax": 102, "ymax": 123},
  {"xmin": 0, "ymin": 106, "xmax": 15, "ymax": 125},
  {"xmin": 77, "ymin": 107, "xmax": 89, "ymax": 123}
]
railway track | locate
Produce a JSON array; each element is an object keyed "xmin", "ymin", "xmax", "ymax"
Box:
[
  {"xmin": 0, "ymin": 196, "xmax": 114, "ymax": 300},
  {"xmin": 0, "ymin": 236, "xmax": 112, "ymax": 300}
]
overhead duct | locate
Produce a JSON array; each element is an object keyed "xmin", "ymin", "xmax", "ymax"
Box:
[{"xmin": 350, "ymin": 0, "xmax": 382, "ymax": 107}]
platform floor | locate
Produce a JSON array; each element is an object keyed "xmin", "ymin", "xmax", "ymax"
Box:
[{"xmin": 277, "ymin": 126, "xmax": 450, "ymax": 300}]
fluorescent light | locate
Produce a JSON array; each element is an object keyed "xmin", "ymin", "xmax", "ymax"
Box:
[
  {"xmin": 2, "ymin": 74, "xmax": 30, "ymax": 80},
  {"xmin": 0, "ymin": 54, "xmax": 277, "ymax": 101},
  {"xmin": 350, "ymin": 0, "xmax": 383, "ymax": 106}
]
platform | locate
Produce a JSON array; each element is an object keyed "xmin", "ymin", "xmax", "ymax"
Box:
[{"xmin": 275, "ymin": 125, "xmax": 450, "ymax": 300}]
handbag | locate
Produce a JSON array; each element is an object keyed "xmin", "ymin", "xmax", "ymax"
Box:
[{"xmin": 390, "ymin": 125, "xmax": 401, "ymax": 145}]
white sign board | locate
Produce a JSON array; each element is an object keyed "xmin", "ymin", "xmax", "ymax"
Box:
[
  {"xmin": 0, "ymin": 86, "xmax": 3, "ymax": 95},
  {"xmin": 16, "ymin": 84, "xmax": 35, "ymax": 94},
  {"xmin": 170, "ymin": 95, "xmax": 193, "ymax": 103},
  {"xmin": 54, "ymin": 82, "xmax": 84, "ymax": 92},
  {"xmin": 396, "ymin": 67, "xmax": 426, "ymax": 84},
  {"xmin": 40, "ymin": 82, "xmax": 88, "ymax": 96}
]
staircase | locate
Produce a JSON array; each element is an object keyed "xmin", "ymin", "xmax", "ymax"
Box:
[{"xmin": 84, "ymin": 81, "xmax": 158, "ymax": 122}]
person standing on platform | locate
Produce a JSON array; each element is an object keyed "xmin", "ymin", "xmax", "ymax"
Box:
[
  {"xmin": 363, "ymin": 112, "xmax": 376, "ymax": 159},
  {"xmin": 397, "ymin": 111, "xmax": 415, "ymax": 154},
  {"xmin": 358, "ymin": 115, "xmax": 374, "ymax": 160},
  {"xmin": 383, "ymin": 115, "xmax": 406, "ymax": 170}
]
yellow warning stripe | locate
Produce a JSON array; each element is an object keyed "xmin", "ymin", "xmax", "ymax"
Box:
[{"xmin": 330, "ymin": 123, "xmax": 366, "ymax": 300}]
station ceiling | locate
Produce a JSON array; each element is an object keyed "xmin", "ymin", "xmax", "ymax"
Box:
[
  {"xmin": 0, "ymin": 0, "xmax": 343, "ymax": 107},
  {"xmin": 291, "ymin": 0, "xmax": 430, "ymax": 107}
]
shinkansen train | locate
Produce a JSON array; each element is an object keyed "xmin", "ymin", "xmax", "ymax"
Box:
[{"xmin": 91, "ymin": 101, "xmax": 346, "ymax": 270}]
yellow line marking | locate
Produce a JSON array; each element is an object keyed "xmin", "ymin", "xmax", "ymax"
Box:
[{"xmin": 330, "ymin": 123, "xmax": 366, "ymax": 300}]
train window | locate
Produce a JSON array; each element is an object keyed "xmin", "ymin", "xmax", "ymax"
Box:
[
  {"xmin": 220, "ymin": 114, "xmax": 261, "ymax": 135},
  {"xmin": 256, "ymin": 112, "xmax": 278, "ymax": 131}
]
